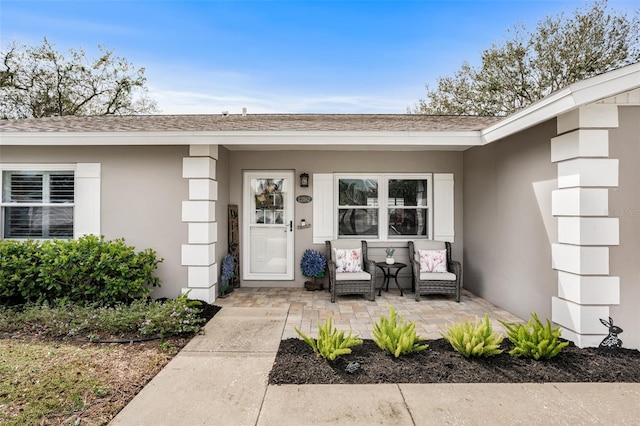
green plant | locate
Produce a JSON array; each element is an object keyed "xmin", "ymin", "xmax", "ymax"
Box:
[
  {"xmin": 500, "ymin": 313, "xmax": 569, "ymax": 360},
  {"xmin": 0, "ymin": 295, "xmax": 204, "ymax": 340},
  {"xmin": 138, "ymin": 293, "xmax": 204, "ymax": 337},
  {"xmin": 442, "ymin": 314, "xmax": 503, "ymax": 358},
  {"xmin": 294, "ymin": 317, "xmax": 363, "ymax": 361},
  {"xmin": 373, "ymin": 305, "xmax": 428, "ymax": 357},
  {"xmin": 159, "ymin": 341, "xmax": 175, "ymax": 353},
  {"xmin": 0, "ymin": 236, "xmax": 162, "ymax": 305},
  {"xmin": 0, "ymin": 239, "xmax": 42, "ymax": 304}
]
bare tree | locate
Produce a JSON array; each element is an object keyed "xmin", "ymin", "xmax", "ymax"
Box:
[
  {"xmin": 0, "ymin": 38, "xmax": 158, "ymax": 119},
  {"xmin": 411, "ymin": 0, "xmax": 640, "ymax": 116}
]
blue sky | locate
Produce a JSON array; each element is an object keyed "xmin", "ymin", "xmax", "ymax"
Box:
[{"xmin": 1, "ymin": 0, "xmax": 637, "ymax": 114}]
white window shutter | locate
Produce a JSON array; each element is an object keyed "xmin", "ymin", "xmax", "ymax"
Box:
[
  {"xmin": 434, "ymin": 173, "xmax": 454, "ymax": 242},
  {"xmin": 74, "ymin": 163, "xmax": 101, "ymax": 238},
  {"xmin": 313, "ymin": 173, "xmax": 334, "ymax": 244}
]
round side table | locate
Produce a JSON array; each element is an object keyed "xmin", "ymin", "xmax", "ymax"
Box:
[{"xmin": 375, "ymin": 262, "xmax": 407, "ymax": 296}]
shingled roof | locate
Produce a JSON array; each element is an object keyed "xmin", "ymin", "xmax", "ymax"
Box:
[{"xmin": 0, "ymin": 114, "xmax": 502, "ymax": 132}]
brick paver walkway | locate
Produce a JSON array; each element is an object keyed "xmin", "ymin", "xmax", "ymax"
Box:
[{"xmin": 215, "ymin": 287, "xmax": 522, "ymax": 340}]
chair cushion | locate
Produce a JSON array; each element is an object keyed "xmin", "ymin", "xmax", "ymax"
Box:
[
  {"xmin": 334, "ymin": 248, "xmax": 363, "ymax": 272},
  {"xmin": 419, "ymin": 249, "xmax": 448, "ymax": 273},
  {"xmin": 419, "ymin": 271, "xmax": 457, "ymax": 281},
  {"xmin": 336, "ymin": 271, "xmax": 371, "ymax": 281}
]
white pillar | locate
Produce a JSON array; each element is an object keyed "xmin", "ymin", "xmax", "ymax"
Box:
[
  {"xmin": 181, "ymin": 145, "xmax": 219, "ymax": 302},
  {"xmin": 551, "ymin": 105, "xmax": 620, "ymax": 348}
]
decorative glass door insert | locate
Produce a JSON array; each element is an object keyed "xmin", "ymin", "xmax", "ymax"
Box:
[{"xmin": 243, "ymin": 171, "xmax": 294, "ymax": 280}]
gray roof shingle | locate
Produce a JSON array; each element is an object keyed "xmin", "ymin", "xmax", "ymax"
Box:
[{"xmin": 0, "ymin": 114, "xmax": 502, "ymax": 132}]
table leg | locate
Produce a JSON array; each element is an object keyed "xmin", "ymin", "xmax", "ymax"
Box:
[
  {"xmin": 392, "ymin": 267, "xmax": 404, "ymax": 296},
  {"xmin": 376, "ymin": 266, "xmax": 387, "ymax": 296}
]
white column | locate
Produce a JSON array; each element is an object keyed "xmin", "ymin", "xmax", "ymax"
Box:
[
  {"xmin": 181, "ymin": 145, "xmax": 219, "ymax": 302},
  {"xmin": 551, "ymin": 105, "xmax": 620, "ymax": 348}
]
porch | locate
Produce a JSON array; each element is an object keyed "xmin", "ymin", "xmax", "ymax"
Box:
[{"xmin": 214, "ymin": 287, "xmax": 523, "ymax": 340}]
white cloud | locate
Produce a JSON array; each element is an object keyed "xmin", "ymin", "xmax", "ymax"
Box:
[
  {"xmin": 151, "ymin": 88, "xmax": 412, "ymax": 114},
  {"xmin": 146, "ymin": 60, "xmax": 417, "ymax": 114}
]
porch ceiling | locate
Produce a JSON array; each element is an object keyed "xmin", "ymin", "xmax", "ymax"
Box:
[
  {"xmin": 221, "ymin": 144, "xmax": 473, "ymax": 151},
  {"xmin": 218, "ymin": 130, "xmax": 485, "ymax": 151}
]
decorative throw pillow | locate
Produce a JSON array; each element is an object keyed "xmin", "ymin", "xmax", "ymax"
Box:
[
  {"xmin": 334, "ymin": 248, "xmax": 363, "ymax": 273},
  {"xmin": 419, "ymin": 249, "xmax": 448, "ymax": 273}
]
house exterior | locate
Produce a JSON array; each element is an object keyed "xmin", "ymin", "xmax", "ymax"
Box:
[{"xmin": 1, "ymin": 63, "xmax": 639, "ymax": 350}]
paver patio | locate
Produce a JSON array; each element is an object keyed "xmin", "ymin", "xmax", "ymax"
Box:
[
  {"xmin": 114, "ymin": 291, "xmax": 640, "ymax": 426},
  {"xmin": 215, "ymin": 287, "xmax": 523, "ymax": 340}
]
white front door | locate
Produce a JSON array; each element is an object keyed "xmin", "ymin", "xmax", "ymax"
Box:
[{"xmin": 243, "ymin": 171, "xmax": 295, "ymax": 280}]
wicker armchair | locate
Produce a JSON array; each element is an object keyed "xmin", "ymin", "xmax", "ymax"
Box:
[
  {"xmin": 408, "ymin": 240, "xmax": 461, "ymax": 302},
  {"xmin": 325, "ymin": 240, "xmax": 376, "ymax": 303}
]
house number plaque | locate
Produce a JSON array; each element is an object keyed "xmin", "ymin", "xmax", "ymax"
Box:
[{"xmin": 296, "ymin": 195, "xmax": 312, "ymax": 203}]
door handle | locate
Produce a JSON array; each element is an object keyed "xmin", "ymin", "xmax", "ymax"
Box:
[{"xmin": 289, "ymin": 221, "xmax": 293, "ymax": 232}]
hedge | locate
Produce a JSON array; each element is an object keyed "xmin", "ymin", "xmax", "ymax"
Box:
[{"xmin": 0, "ymin": 235, "xmax": 162, "ymax": 305}]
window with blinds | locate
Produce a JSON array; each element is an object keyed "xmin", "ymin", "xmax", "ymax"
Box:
[
  {"xmin": 1, "ymin": 171, "xmax": 75, "ymax": 238},
  {"xmin": 335, "ymin": 174, "xmax": 433, "ymax": 240}
]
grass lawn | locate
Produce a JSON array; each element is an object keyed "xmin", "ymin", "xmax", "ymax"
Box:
[
  {"xmin": 0, "ymin": 338, "xmax": 183, "ymax": 425},
  {"xmin": 0, "ymin": 298, "xmax": 217, "ymax": 425}
]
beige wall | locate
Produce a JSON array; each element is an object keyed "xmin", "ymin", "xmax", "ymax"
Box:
[
  {"xmin": 228, "ymin": 149, "xmax": 464, "ymax": 288},
  {"xmin": 463, "ymin": 120, "xmax": 558, "ymax": 321},
  {"xmin": 215, "ymin": 146, "xmax": 231, "ymax": 274},
  {"xmin": 609, "ymin": 106, "xmax": 640, "ymax": 350},
  {"xmin": 1, "ymin": 145, "xmax": 189, "ymax": 299}
]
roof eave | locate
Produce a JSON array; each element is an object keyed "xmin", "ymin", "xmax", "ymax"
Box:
[
  {"xmin": 480, "ymin": 62, "xmax": 640, "ymax": 144},
  {"xmin": 0, "ymin": 130, "xmax": 485, "ymax": 150}
]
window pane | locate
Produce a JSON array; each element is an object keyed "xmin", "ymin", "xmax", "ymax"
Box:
[
  {"xmin": 3, "ymin": 206, "xmax": 73, "ymax": 238},
  {"xmin": 251, "ymin": 178, "xmax": 286, "ymax": 225},
  {"xmin": 49, "ymin": 206, "xmax": 74, "ymax": 237},
  {"xmin": 50, "ymin": 173, "xmax": 75, "ymax": 203},
  {"xmin": 3, "ymin": 206, "xmax": 43, "ymax": 238},
  {"xmin": 388, "ymin": 179, "xmax": 428, "ymax": 207},
  {"xmin": 338, "ymin": 179, "xmax": 378, "ymax": 207},
  {"xmin": 338, "ymin": 208, "xmax": 378, "ymax": 236},
  {"xmin": 3, "ymin": 172, "xmax": 43, "ymax": 203},
  {"xmin": 388, "ymin": 208, "xmax": 428, "ymax": 238}
]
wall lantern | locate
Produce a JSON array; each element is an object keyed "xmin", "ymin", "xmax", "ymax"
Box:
[{"xmin": 300, "ymin": 173, "xmax": 309, "ymax": 187}]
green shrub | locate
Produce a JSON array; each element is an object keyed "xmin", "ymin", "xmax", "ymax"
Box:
[
  {"xmin": 373, "ymin": 305, "xmax": 428, "ymax": 357},
  {"xmin": 0, "ymin": 235, "xmax": 162, "ymax": 305},
  {"xmin": 0, "ymin": 239, "xmax": 42, "ymax": 303},
  {"xmin": 295, "ymin": 317, "xmax": 363, "ymax": 361},
  {"xmin": 500, "ymin": 313, "xmax": 569, "ymax": 360},
  {"xmin": 0, "ymin": 295, "xmax": 204, "ymax": 340},
  {"xmin": 138, "ymin": 293, "xmax": 204, "ymax": 337},
  {"xmin": 442, "ymin": 313, "xmax": 504, "ymax": 358}
]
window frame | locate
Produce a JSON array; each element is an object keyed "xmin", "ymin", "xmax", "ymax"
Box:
[
  {"xmin": 0, "ymin": 163, "xmax": 101, "ymax": 241},
  {"xmin": 334, "ymin": 173, "xmax": 433, "ymax": 241}
]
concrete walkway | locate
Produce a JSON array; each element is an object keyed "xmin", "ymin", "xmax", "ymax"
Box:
[{"xmin": 112, "ymin": 290, "xmax": 640, "ymax": 425}]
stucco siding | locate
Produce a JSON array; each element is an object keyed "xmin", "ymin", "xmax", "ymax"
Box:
[
  {"xmin": 229, "ymin": 149, "xmax": 463, "ymax": 288},
  {"xmin": 463, "ymin": 120, "xmax": 558, "ymax": 321},
  {"xmin": 1, "ymin": 145, "xmax": 189, "ymax": 299},
  {"xmin": 608, "ymin": 106, "xmax": 640, "ymax": 350},
  {"xmin": 215, "ymin": 146, "xmax": 231, "ymax": 273}
]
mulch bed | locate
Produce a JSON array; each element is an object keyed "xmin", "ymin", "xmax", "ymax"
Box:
[{"xmin": 269, "ymin": 338, "xmax": 640, "ymax": 384}]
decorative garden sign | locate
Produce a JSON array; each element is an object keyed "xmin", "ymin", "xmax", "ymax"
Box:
[
  {"xmin": 228, "ymin": 204, "xmax": 240, "ymax": 288},
  {"xmin": 598, "ymin": 317, "xmax": 623, "ymax": 352}
]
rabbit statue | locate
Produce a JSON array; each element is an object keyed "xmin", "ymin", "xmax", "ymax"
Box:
[{"xmin": 598, "ymin": 317, "xmax": 623, "ymax": 351}]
